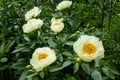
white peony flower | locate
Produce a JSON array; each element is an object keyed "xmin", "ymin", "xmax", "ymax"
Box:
[
  {"xmin": 56, "ymin": 1, "xmax": 72, "ymax": 10},
  {"xmin": 25, "ymin": 7, "xmax": 41, "ymax": 21},
  {"xmin": 50, "ymin": 18, "xmax": 64, "ymax": 34},
  {"xmin": 30, "ymin": 47, "xmax": 57, "ymax": 71},
  {"xmin": 22, "ymin": 19, "xmax": 43, "ymax": 33},
  {"xmin": 73, "ymin": 35, "xmax": 104, "ymax": 62}
]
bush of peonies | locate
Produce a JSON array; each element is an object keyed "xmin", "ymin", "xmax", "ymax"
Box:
[
  {"xmin": 22, "ymin": 1, "xmax": 104, "ymax": 72},
  {"xmin": 9, "ymin": 0, "xmax": 120, "ymax": 80}
]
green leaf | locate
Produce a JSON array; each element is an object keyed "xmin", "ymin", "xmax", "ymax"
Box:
[
  {"xmin": 0, "ymin": 57, "xmax": 8, "ymax": 63},
  {"xmin": 68, "ymin": 20, "xmax": 77, "ymax": 28},
  {"xmin": 39, "ymin": 71, "xmax": 45, "ymax": 79},
  {"xmin": 58, "ymin": 54, "xmax": 63, "ymax": 62},
  {"xmin": 23, "ymin": 34, "xmax": 31, "ymax": 41},
  {"xmin": 65, "ymin": 41, "xmax": 74, "ymax": 46},
  {"xmin": 47, "ymin": 39, "xmax": 57, "ymax": 48},
  {"xmin": 27, "ymin": 77, "xmax": 32, "ymax": 80},
  {"xmin": 108, "ymin": 66, "xmax": 119, "ymax": 75},
  {"xmin": 62, "ymin": 51, "xmax": 73, "ymax": 57},
  {"xmin": 91, "ymin": 70, "xmax": 102, "ymax": 80},
  {"xmin": 49, "ymin": 66, "xmax": 62, "ymax": 72},
  {"xmin": 0, "ymin": 41, "xmax": 5, "ymax": 59},
  {"xmin": 19, "ymin": 70, "xmax": 29, "ymax": 80},
  {"xmin": 95, "ymin": 60, "xmax": 100, "ymax": 67},
  {"xmin": 81, "ymin": 63, "xmax": 91, "ymax": 75},
  {"xmin": 26, "ymin": 72, "xmax": 38, "ymax": 78},
  {"xmin": 102, "ymin": 66, "xmax": 115, "ymax": 79},
  {"xmin": 73, "ymin": 63, "xmax": 79, "ymax": 73},
  {"xmin": 49, "ymin": 61, "xmax": 72, "ymax": 72},
  {"xmin": 5, "ymin": 40, "xmax": 15, "ymax": 53},
  {"xmin": 12, "ymin": 47, "xmax": 25, "ymax": 53},
  {"xmin": 11, "ymin": 59, "xmax": 26, "ymax": 69},
  {"xmin": 0, "ymin": 64, "xmax": 9, "ymax": 70},
  {"xmin": 62, "ymin": 61, "xmax": 72, "ymax": 68}
]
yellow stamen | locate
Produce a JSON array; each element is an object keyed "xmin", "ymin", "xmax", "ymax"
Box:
[
  {"xmin": 83, "ymin": 43, "xmax": 96, "ymax": 54},
  {"xmin": 38, "ymin": 53, "xmax": 48, "ymax": 60},
  {"xmin": 54, "ymin": 21, "xmax": 61, "ymax": 26}
]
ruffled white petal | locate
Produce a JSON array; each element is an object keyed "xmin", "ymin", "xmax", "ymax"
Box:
[
  {"xmin": 73, "ymin": 35, "xmax": 104, "ymax": 62},
  {"xmin": 30, "ymin": 47, "xmax": 57, "ymax": 71}
]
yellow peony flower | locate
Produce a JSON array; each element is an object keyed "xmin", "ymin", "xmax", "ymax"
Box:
[
  {"xmin": 56, "ymin": 1, "xmax": 72, "ymax": 10},
  {"xmin": 22, "ymin": 19, "xmax": 43, "ymax": 33},
  {"xmin": 50, "ymin": 18, "xmax": 64, "ymax": 34},
  {"xmin": 73, "ymin": 35, "xmax": 104, "ymax": 62},
  {"xmin": 25, "ymin": 7, "xmax": 41, "ymax": 21},
  {"xmin": 30, "ymin": 47, "xmax": 57, "ymax": 71}
]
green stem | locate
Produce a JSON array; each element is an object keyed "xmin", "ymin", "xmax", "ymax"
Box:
[{"xmin": 44, "ymin": 68, "xmax": 48, "ymax": 80}]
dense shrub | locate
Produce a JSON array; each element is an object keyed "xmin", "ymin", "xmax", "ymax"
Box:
[{"xmin": 0, "ymin": 0, "xmax": 120, "ymax": 80}]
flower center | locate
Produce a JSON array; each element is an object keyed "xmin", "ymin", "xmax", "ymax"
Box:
[
  {"xmin": 54, "ymin": 21, "xmax": 61, "ymax": 26},
  {"xmin": 28, "ymin": 20, "xmax": 33, "ymax": 24},
  {"xmin": 38, "ymin": 53, "xmax": 48, "ymax": 60},
  {"xmin": 83, "ymin": 43, "xmax": 96, "ymax": 54}
]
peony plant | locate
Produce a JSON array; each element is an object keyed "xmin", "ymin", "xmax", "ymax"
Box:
[
  {"xmin": 16, "ymin": 1, "xmax": 105, "ymax": 79},
  {"xmin": 9, "ymin": 0, "xmax": 120, "ymax": 80}
]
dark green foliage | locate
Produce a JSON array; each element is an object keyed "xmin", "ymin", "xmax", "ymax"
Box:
[{"xmin": 0, "ymin": 0, "xmax": 120, "ymax": 80}]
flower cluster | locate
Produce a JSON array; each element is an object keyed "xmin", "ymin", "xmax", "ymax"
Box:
[
  {"xmin": 23, "ymin": 7, "xmax": 43, "ymax": 33},
  {"xmin": 22, "ymin": 1, "xmax": 104, "ymax": 72},
  {"xmin": 22, "ymin": 1, "xmax": 73, "ymax": 34}
]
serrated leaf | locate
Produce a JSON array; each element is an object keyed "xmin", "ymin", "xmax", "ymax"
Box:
[{"xmin": 91, "ymin": 70, "xmax": 102, "ymax": 80}]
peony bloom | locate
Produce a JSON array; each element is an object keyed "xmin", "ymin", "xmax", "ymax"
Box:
[
  {"xmin": 30, "ymin": 47, "xmax": 57, "ymax": 71},
  {"xmin": 73, "ymin": 35, "xmax": 104, "ymax": 62},
  {"xmin": 50, "ymin": 18, "xmax": 64, "ymax": 34},
  {"xmin": 25, "ymin": 7, "xmax": 41, "ymax": 21},
  {"xmin": 22, "ymin": 19, "xmax": 43, "ymax": 33},
  {"xmin": 56, "ymin": 1, "xmax": 72, "ymax": 10}
]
